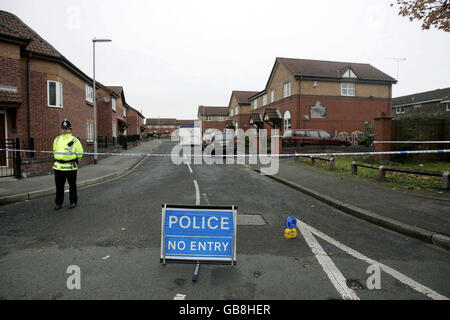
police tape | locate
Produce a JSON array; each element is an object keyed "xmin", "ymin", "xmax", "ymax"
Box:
[
  {"xmin": 1, "ymin": 148, "xmax": 450, "ymax": 158},
  {"xmin": 374, "ymin": 141, "xmax": 450, "ymax": 144}
]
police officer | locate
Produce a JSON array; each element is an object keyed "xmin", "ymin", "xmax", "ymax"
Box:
[{"xmin": 53, "ymin": 119, "xmax": 83, "ymax": 210}]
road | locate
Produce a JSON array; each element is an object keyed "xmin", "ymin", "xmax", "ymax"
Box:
[{"xmin": 0, "ymin": 140, "xmax": 449, "ymax": 300}]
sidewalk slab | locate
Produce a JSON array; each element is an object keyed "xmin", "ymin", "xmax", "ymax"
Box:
[
  {"xmin": 246, "ymin": 158, "xmax": 450, "ymax": 238},
  {"xmin": 0, "ymin": 139, "xmax": 162, "ymax": 204}
]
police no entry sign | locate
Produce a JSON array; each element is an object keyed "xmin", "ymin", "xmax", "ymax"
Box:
[{"xmin": 161, "ymin": 204, "xmax": 237, "ymax": 264}]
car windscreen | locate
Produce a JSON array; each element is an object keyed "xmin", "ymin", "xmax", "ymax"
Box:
[{"xmin": 294, "ymin": 130, "xmax": 306, "ymax": 137}]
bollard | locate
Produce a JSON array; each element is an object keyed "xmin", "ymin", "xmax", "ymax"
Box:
[
  {"xmin": 351, "ymin": 161, "xmax": 357, "ymax": 176},
  {"xmin": 378, "ymin": 166, "xmax": 386, "ymax": 181},
  {"xmin": 442, "ymin": 171, "xmax": 449, "ymax": 190},
  {"xmin": 310, "ymin": 156, "xmax": 315, "ymax": 166},
  {"xmin": 330, "ymin": 158, "xmax": 336, "ymax": 171}
]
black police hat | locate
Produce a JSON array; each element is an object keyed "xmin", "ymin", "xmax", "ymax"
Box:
[{"xmin": 61, "ymin": 119, "xmax": 72, "ymax": 130}]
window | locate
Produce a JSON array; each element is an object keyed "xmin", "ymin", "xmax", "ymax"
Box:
[
  {"xmin": 310, "ymin": 101, "xmax": 327, "ymax": 119},
  {"xmin": 262, "ymin": 94, "xmax": 267, "ymax": 106},
  {"xmin": 86, "ymin": 84, "xmax": 94, "ymax": 103},
  {"xmin": 47, "ymin": 80, "xmax": 63, "ymax": 108},
  {"xmin": 253, "ymin": 99, "xmax": 258, "ymax": 109},
  {"xmin": 230, "ymin": 109, "xmax": 234, "ymax": 117},
  {"xmin": 86, "ymin": 123, "xmax": 94, "ymax": 142},
  {"xmin": 395, "ymin": 106, "xmax": 406, "ymax": 114},
  {"xmin": 283, "ymin": 81, "xmax": 291, "ymax": 98},
  {"xmin": 236, "ymin": 105, "xmax": 239, "ymax": 115},
  {"xmin": 112, "ymin": 98, "xmax": 116, "ymax": 111},
  {"xmin": 218, "ymin": 116, "xmax": 224, "ymax": 121},
  {"xmin": 270, "ymin": 89, "xmax": 275, "ymax": 103},
  {"xmin": 205, "ymin": 116, "xmax": 212, "ymax": 121},
  {"xmin": 123, "ymin": 107, "xmax": 126, "ymax": 117},
  {"xmin": 446, "ymin": 103, "xmax": 450, "ymax": 112},
  {"xmin": 284, "ymin": 110, "xmax": 291, "ymax": 131},
  {"xmin": 341, "ymin": 83, "xmax": 355, "ymax": 96}
]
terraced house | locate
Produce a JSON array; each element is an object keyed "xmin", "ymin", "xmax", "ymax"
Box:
[
  {"xmin": 197, "ymin": 105, "xmax": 229, "ymax": 133},
  {"xmin": 0, "ymin": 10, "xmax": 143, "ymax": 176},
  {"xmin": 248, "ymin": 57, "xmax": 397, "ymax": 140},
  {"xmin": 227, "ymin": 90, "xmax": 259, "ymax": 131}
]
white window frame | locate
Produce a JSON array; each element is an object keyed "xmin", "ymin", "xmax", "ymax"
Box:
[
  {"xmin": 270, "ymin": 89, "xmax": 274, "ymax": 103},
  {"xmin": 86, "ymin": 123, "xmax": 94, "ymax": 142},
  {"xmin": 236, "ymin": 105, "xmax": 239, "ymax": 115},
  {"xmin": 284, "ymin": 110, "xmax": 292, "ymax": 131},
  {"xmin": 341, "ymin": 82, "xmax": 355, "ymax": 96},
  {"xmin": 123, "ymin": 107, "xmax": 126, "ymax": 117},
  {"xmin": 85, "ymin": 84, "xmax": 94, "ymax": 103},
  {"xmin": 262, "ymin": 94, "xmax": 267, "ymax": 106},
  {"xmin": 230, "ymin": 109, "xmax": 234, "ymax": 117},
  {"xmin": 253, "ymin": 99, "xmax": 258, "ymax": 109},
  {"xmin": 218, "ymin": 116, "xmax": 224, "ymax": 121},
  {"xmin": 205, "ymin": 115, "xmax": 212, "ymax": 121},
  {"xmin": 47, "ymin": 80, "xmax": 63, "ymax": 108},
  {"xmin": 395, "ymin": 106, "xmax": 406, "ymax": 114},
  {"xmin": 283, "ymin": 81, "xmax": 291, "ymax": 98},
  {"xmin": 112, "ymin": 98, "xmax": 117, "ymax": 112}
]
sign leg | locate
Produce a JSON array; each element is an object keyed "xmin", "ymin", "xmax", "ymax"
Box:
[{"xmin": 192, "ymin": 261, "xmax": 200, "ymax": 282}]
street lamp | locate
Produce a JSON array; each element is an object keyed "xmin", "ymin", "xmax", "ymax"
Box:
[{"xmin": 92, "ymin": 38, "xmax": 112, "ymax": 165}]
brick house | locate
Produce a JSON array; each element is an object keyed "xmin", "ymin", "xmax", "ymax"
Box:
[
  {"xmin": 105, "ymin": 86, "xmax": 129, "ymax": 137},
  {"xmin": 197, "ymin": 106, "xmax": 229, "ymax": 133},
  {"xmin": 0, "ymin": 10, "xmax": 101, "ymax": 171},
  {"xmin": 126, "ymin": 105, "xmax": 145, "ymax": 136},
  {"xmin": 392, "ymin": 87, "xmax": 450, "ymax": 118},
  {"xmin": 227, "ymin": 91, "xmax": 259, "ymax": 131},
  {"xmin": 145, "ymin": 118, "xmax": 178, "ymax": 136},
  {"xmin": 248, "ymin": 57, "xmax": 397, "ymax": 140}
]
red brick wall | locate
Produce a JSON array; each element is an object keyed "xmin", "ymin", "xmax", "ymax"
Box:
[
  {"xmin": 201, "ymin": 120, "xmax": 226, "ymax": 133},
  {"xmin": 0, "ymin": 56, "xmax": 20, "ymax": 87},
  {"xmin": 97, "ymin": 97, "xmax": 112, "ymax": 138}
]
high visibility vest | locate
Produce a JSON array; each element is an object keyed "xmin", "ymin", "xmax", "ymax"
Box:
[{"xmin": 53, "ymin": 134, "xmax": 83, "ymax": 171}]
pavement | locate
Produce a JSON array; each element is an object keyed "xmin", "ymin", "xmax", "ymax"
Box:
[
  {"xmin": 245, "ymin": 158, "xmax": 450, "ymax": 250},
  {"xmin": 0, "ymin": 138, "xmax": 162, "ymax": 205}
]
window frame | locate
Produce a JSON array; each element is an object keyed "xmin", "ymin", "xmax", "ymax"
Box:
[
  {"xmin": 262, "ymin": 94, "xmax": 267, "ymax": 106},
  {"xmin": 253, "ymin": 99, "xmax": 258, "ymax": 109},
  {"xmin": 270, "ymin": 89, "xmax": 275, "ymax": 103},
  {"xmin": 86, "ymin": 123, "xmax": 94, "ymax": 143},
  {"xmin": 283, "ymin": 81, "xmax": 291, "ymax": 98},
  {"xmin": 112, "ymin": 97, "xmax": 117, "ymax": 112},
  {"xmin": 47, "ymin": 80, "xmax": 63, "ymax": 108},
  {"xmin": 283, "ymin": 110, "xmax": 292, "ymax": 131},
  {"xmin": 341, "ymin": 82, "xmax": 355, "ymax": 96},
  {"xmin": 85, "ymin": 83, "xmax": 94, "ymax": 103}
]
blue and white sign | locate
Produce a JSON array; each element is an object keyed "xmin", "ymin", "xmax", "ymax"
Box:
[{"xmin": 161, "ymin": 204, "xmax": 237, "ymax": 264}]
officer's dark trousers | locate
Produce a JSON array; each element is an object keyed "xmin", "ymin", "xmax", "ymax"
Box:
[{"xmin": 54, "ymin": 170, "xmax": 77, "ymax": 205}]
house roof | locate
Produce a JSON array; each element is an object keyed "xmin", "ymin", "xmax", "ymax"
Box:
[
  {"xmin": 231, "ymin": 91, "xmax": 260, "ymax": 106},
  {"xmin": 177, "ymin": 119, "xmax": 196, "ymax": 126},
  {"xmin": 146, "ymin": 118, "xmax": 178, "ymax": 125},
  {"xmin": 0, "ymin": 10, "xmax": 62, "ymax": 58},
  {"xmin": 277, "ymin": 57, "xmax": 397, "ymax": 83},
  {"xmin": 392, "ymin": 87, "xmax": 450, "ymax": 107},
  {"xmin": 198, "ymin": 106, "xmax": 229, "ymax": 116}
]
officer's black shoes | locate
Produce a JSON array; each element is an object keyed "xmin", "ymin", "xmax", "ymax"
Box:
[
  {"xmin": 68, "ymin": 203, "xmax": 77, "ymax": 209},
  {"xmin": 55, "ymin": 204, "xmax": 62, "ymax": 211}
]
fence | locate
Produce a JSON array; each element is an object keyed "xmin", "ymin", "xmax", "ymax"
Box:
[{"xmin": 0, "ymin": 138, "xmax": 20, "ymax": 178}]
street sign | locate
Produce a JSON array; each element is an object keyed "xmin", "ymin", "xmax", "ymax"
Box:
[{"xmin": 160, "ymin": 204, "xmax": 237, "ymax": 265}]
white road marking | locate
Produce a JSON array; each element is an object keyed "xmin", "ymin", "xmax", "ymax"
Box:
[
  {"xmin": 297, "ymin": 221, "xmax": 359, "ymax": 300},
  {"xmin": 183, "ymin": 154, "xmax": 193, "ymax": 173},
  {"xmin": 297, "ymin": 219, "xmax": 449, "ymax": 300},
  {"xmin": 193, "ymin": 180, "xmax": 200, "ymax": 205},
  {"xmin": 202, "ymin": 193, "xmax": 210, "ymax": 205},
  {"xmin": 173, "ymin": 293, "xmax": 186, "ymax": 300}
]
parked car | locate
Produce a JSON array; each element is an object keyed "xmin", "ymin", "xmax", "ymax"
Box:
[
  {"xmin": 209, "ymin": 132, "xmax": 237, "ymax": 155},
  {"xmin": 282, "ymin": 129, "xmax": 350, "ymax": 147}
]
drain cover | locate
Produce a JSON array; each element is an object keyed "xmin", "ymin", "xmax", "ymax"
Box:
[{"xmin": 237, "ymin": 214, "xmax": 266, "ymax": 226}]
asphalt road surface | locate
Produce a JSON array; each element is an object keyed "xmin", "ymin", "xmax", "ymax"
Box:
[{"xmin": 0, "ymin": 140, "xmax": 449, "ymax": 300}]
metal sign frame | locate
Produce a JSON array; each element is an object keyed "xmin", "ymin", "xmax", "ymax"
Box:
[{"xmin": 160, "ymin": 204, "xmax": 237, "ymax": 266}]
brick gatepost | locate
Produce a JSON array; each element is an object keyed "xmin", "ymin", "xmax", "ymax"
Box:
[{"xmin": 373, "ymin": 115, "xmax": 393, "ymax": 160}]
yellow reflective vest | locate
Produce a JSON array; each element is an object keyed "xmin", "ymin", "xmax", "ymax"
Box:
[{"xmin": 53, "ymin": 134, "xmax": 83, "ymax": 171}]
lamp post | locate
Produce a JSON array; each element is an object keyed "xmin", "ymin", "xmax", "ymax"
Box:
[{"xmin": 92, "ymin": 38, "xmax": 111, "ymax": 164}]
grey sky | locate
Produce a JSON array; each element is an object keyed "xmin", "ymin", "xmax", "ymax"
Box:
[{"xmin": 1, "ymin": 0, "xmax": 449, "ymax": 120}]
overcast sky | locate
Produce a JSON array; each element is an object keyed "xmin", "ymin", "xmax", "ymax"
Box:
[{"xmin": 1, "ymin": 0, "xmax": 449, "ymax": 119}]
